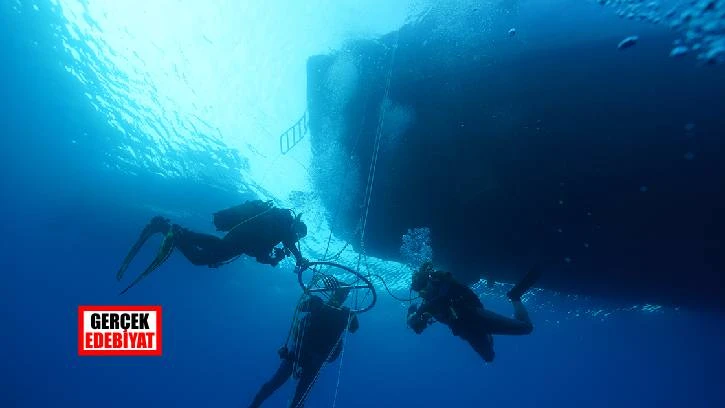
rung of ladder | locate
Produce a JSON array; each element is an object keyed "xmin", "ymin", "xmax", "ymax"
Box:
[{"xmin": 280, "ymin": 111, "xmax": 309, "ymax": 154}]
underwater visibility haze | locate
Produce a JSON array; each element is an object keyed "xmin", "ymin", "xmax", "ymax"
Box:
[{"xmin": 3, "ymin": 0, "xmax": 724, "ymax": 407}]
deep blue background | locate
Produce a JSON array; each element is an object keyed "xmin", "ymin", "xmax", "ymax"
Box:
[{"xmin": 2, "ymin": 2, "xmax": 724, "ymax": 407}]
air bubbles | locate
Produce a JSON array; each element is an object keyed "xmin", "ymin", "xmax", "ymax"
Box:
[
  {"xmin": 670, "ymin": 45, "xmax": 689, "ymax": 58},
  {"xmin": 618, "ymin": 35, "xmax": 639, "ymax": 49}
]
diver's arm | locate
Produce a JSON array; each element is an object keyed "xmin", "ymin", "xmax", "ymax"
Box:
[{"xmin": 283, "ymin": 240, "xmax": 307, "ymax": 266}]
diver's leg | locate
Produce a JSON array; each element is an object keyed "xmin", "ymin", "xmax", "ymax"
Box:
[
  {"xmin": 289, "ymin": 360, "xmax": 324, "ymax": 408},
  {"xmin": 511, "ymin": 300, "xmax": 532, "ymax": 326},
  {"xmin": 463, "ymin": 330, "xmax": 496, "ymax": 362},
  {"xmin": 119, "ymin": 228, "xmax": 177, "ymax": 295},
  {"xmin": 506, "ymin": 264, "xmax": 542, "ymax": 301},
  {"xmin": 473, "ymin": 264, "xmax": 539, "ymax": 335},
  {"xmin": 475, "ymin": 304, "xmax": 533, "ymax": 335},
  {"xmin": 116, "ymin": 216, "xmax": 171, "ymax": 280},
  {"xmin": 173, "ymin": 226, "xmax": 233, "ymax": 266},
  {"xmin": 248, "ymin": 359, "xmax": 294, "ymax": 408}
]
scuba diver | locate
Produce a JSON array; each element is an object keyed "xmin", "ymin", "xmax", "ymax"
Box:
[
  {"xmin": 116, "ymin": 200, "xmax": 309, "ymax": 294},
  {"xmin": 406, "ymin": 262, "xmax": 541, "ymax": 362},
  {"xmin": 248, "ymin": 278, "xmax": 359, "ymax": 408}
]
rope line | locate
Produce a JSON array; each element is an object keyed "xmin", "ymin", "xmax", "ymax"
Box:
[
  {"xmin": 359, "ymin": 31, "xmax": 400, "ymax": 246},
  {"xmin": 369, "ymin": 273, "xmax": 419, "ymax": 303},
  {"xmin": 331, "ymin": 312, "xmax": 354, "ymax": 408},
  {"xmin": 283, "ymin": 27, "xmax": 403, "ymax": 408},
  {"xmin": 225, "ymin": 202, "xmax": 276, "ymax": 234}
]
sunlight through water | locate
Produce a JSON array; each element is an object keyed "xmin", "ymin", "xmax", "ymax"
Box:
[
  {"xmin": 48, "ymin": 0, "xmax": 429, "ymax": 295},
  {"xmin": 42, "ymin": 0, "xmax": 675, "ymax": 317}
]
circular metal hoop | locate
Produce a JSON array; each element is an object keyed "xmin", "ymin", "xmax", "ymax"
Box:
[{"xmin": 297, "ymin": 261, "xmax": 377, "ymax": 313}]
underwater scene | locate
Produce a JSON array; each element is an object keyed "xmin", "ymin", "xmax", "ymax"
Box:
[{"xmin": 3, "ymin": 0, "xmax": 724, "ymax": 407}]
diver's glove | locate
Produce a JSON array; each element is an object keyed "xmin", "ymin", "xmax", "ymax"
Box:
[
  {"xmin": 273, "ymin": 247, "xmax": 286, "ymax": 261},
  {"xmin": 268, "ymin": 248, "xmax": 287, "ymax": 267},
  {"xmin": 406, "ymin": 307, "xmax": 431, "ymax": 334},
  {"xmin": 407, "ymin": 314, "xmax": 428, "ymax": 334}
]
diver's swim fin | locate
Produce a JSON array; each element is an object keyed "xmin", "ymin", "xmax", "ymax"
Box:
[
  {"xmin": 507, "ymin": 265, "xmax": 542, "ymax": 301},
  {"xmin": 119, "ymin": 229, "xmax": 175, "ymax": 295},
  {"xmin": 116, "ymin": 216, "xmax": 171, "ymax": 281}
]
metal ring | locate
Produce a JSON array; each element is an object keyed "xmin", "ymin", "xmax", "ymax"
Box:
[{"xmin": 297, "ymin": 261, "xmax": 377, "ymax": 313}]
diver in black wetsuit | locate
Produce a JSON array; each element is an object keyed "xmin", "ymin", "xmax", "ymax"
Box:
[
  {"xmin": 116, "ymin": 200, "xmax": 309, "ymax": 294},
  {"xmin": 406, "ymin": 262, "xmax": 541, "ymax": 362},
  {"xmin": 248, "ymin": 282, "xmax": 359, "ymax": 408}
]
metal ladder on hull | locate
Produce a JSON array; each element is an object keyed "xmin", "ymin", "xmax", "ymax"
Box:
[{"xmin": 280, "ymin": 110, "xmax": 309, "ymax": 154}]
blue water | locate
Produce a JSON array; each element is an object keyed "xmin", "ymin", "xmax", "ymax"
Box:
[
  {"xmin": 7, "ymin": 211, "xmax": 724, "ymax": 407},
  {"xmin": 3, "ymin": 1, "xmax": 724, "ymax": 407}
]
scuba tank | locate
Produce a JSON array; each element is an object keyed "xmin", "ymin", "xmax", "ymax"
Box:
[{"xmin": 212, "ymin": 200, "xmax": 274, "ymax": 232}]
